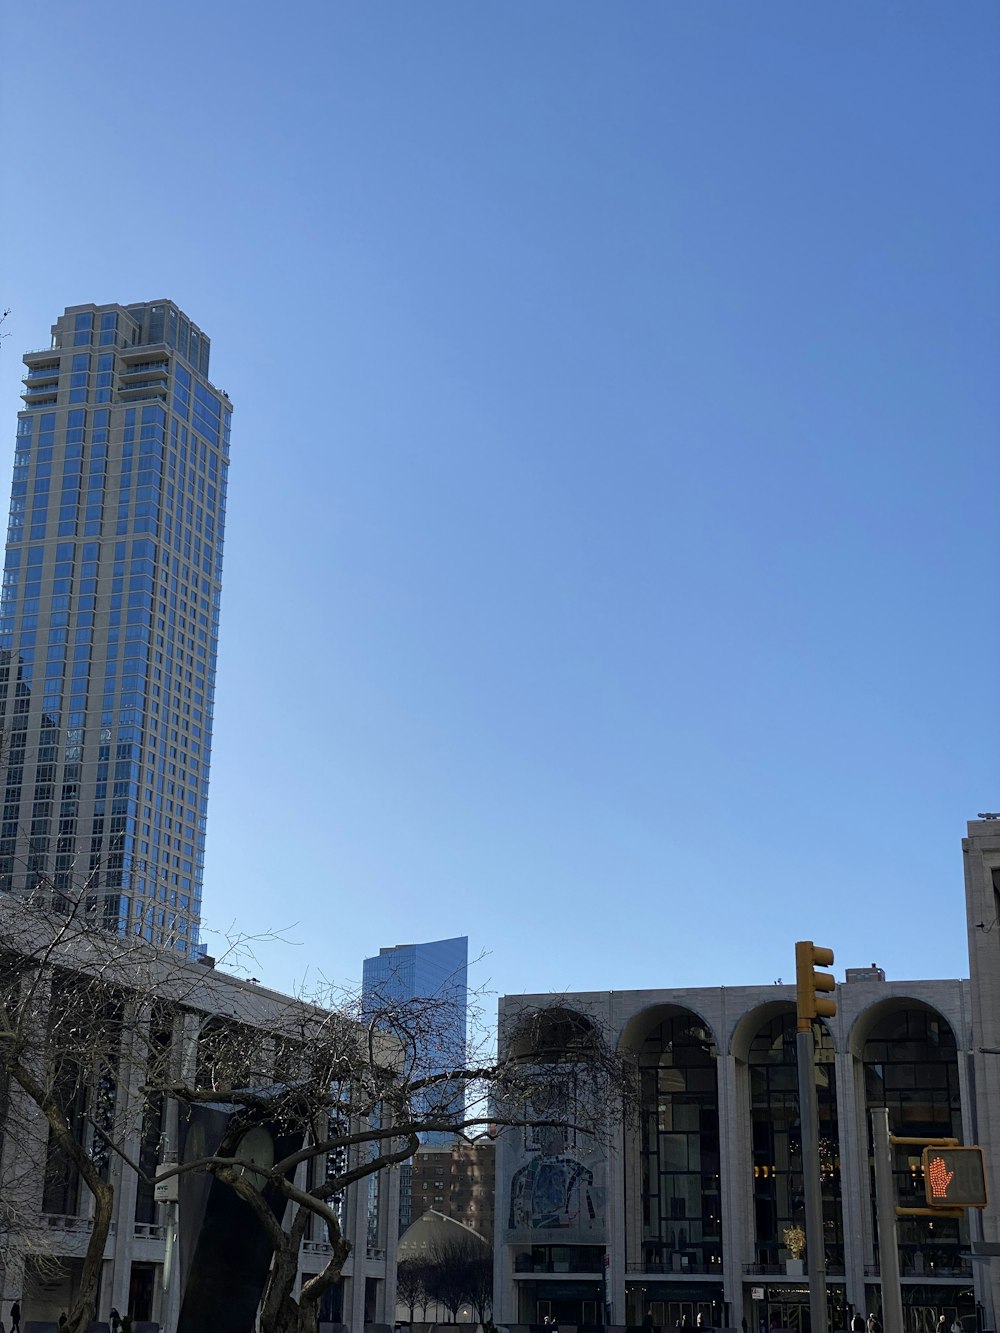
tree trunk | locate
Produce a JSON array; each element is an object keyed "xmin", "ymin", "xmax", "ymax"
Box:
[
  {"xmin": 257, "ymin": 1213, "xmax": 350, "ymax": 1333},
  {"xmin": 68, "ymin": 1175, "xmax": 114, "ymax": 1333},
  {"xmin": 258, "ymin": 1232, "xmax": 304, "ymax": 1333}
]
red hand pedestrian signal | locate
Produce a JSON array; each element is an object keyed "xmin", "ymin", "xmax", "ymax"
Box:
[
  {"xmin": 927, "ymin": 1156, "xmax": 954, "ymax": 1200},
  {"xmin": 920, "ymin": 1146, "xmax": 988, "ymax": 1208}
]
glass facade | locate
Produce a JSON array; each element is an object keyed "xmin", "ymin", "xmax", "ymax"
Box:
[
  {"xmin": 638, "ymin": 1013, "xmax": 722, "ymax": 1276},
  {"xmin": 362, "ymin": 936, "xmax": 469, "ymax": 1146},
  {"xmin": 749, "ymin": 1012, "xmax": 843, "ymax": 1271},
  {"xmin": 0, "ymin": 302, "xmax": 231, "ymax": 951},
  {"xmin": 863, "ymin": 1006, "xmax": 966, "ymax": 1276}
]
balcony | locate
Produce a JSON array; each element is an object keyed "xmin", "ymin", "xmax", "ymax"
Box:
[
  {"xmin": 743, "ymin": 1262, "xmax": 846, "ymax": 1278},
  {"xmin": 41, "ymin": 1214, "xmax": 118, "ymax": 1257},
  {"xmin": 515, "ymin": 1246, "xmax": 606, "ymax": 1275},
  {"xmin": 120, "ymin": 342, "xmax": 170, "ymax": 363},
  {"xmin": 627, "ymin": 1261, "xmax": 722, "ymax": 1276},
  {"xmin": 864, "ymin": 1260, "xmax": 972, "ymax": 1280},
  {"xmin": 120, "ymin": 361, "xmax": 169, "ymax": 378},
  {"xmin": 133, "ymin": 1222, "xmax": 166, "ymax": 1241},
  {"xmin": 117, "ymin": 380, "xmax": 168, "ymax": 401},
  {"xmin": 23, "ymin": 364, "xmax": 60, "ymax": 382}
]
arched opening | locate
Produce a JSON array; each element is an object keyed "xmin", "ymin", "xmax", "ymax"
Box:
[
  {"xmin": 503, "ymin": 1006, "xmax": 609, "ymax": 1325},
  {"xmin": 747, "ymin": 1011, "xmax": 843, "ymax": 1274},
  {"xmin": 506, "ymin": 1005, "xmax": 599, "ymax": 1062},
  {"xmin": 637, "ymin": 1011, "xmax": 721, "ymax": 1275},
  {"xmin": 860, "ymin": 1003, "xmax": 972, "ymax": 1332},
  {"xmin": 621, "ymin": 1008, "xmax": 723, "ymax": 1327}
]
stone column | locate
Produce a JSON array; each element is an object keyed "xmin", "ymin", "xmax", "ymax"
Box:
[
  {"xmin": 836, "ymin": 1051, "xmax": 869, "ymax": 1319},
  {"xmin": 719, "ymin": 1053, "xmax": 752, "ymax": 1326},
  {"xmin": 106, "ymin": 1001, "xmax": 154, "ymax": 1320},
  {"xmin": 381, "ymin": 1160, "xmax": 401, "ymax": 1321},
  {"xmin": 606, "ymin": 1114, "xmax": 627, "ymax": 1325}
]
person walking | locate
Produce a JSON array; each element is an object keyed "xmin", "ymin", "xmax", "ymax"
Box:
[{"xmin": 9, "ymin": 1302, "xmax": 20, "ymax": 1333}]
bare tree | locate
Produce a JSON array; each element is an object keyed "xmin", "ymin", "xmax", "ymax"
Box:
[
  {"xmin": 0, "ymin": 894, "xmax": 636, "ymax": 1333},
  {"xmin": 158, "ymin": 980, "xmax": 634, "ymax": 1333},
  {"xmin": 462, "ymin": 1246, "xmax": 494, "ymax": 1327},
  {"xmin": 0, "ymin": 890, "xmax": 280, "ymax": 1333},
  {"xmin": 423, "ymin": 1234, "xmax": 492, "ymax": 1325},
  {"xmin": 424, "ymin": 1236, "xmax": 473, "ymax": 1322},
  {"xmin": 396, "ymin": 1258, "xmax": 432, "ymax": 1324}
]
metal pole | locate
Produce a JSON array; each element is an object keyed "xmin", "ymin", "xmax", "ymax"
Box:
[
  {"xmin": 871, "ymin": 1109, "xmax": 904, "ymax": 1333},
  {"xmin": 797, "ymin": 1027, "xmax": 829, "ymax": 1333}
]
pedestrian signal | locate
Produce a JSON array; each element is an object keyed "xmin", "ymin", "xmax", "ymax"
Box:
[{"xmin": 921, "ymin": 1146, "xmax": 988, "ymax": 1208}]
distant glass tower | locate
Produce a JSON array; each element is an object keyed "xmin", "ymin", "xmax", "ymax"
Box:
[
  {"xmin": 0, "ymin": 301, "xmax": 231, "ymax": 952},
  {"xmin": 363, "ymin": 936, "xmax": 469, "ymax": 1150}
]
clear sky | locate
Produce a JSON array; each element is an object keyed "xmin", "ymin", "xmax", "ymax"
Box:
[{"xmin": 1, "ymin": 3, "xmax": 997, "ymax": 1002}]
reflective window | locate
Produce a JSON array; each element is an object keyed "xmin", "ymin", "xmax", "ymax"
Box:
[
  {"xmin": 864, "ymin": 1007, "xmax": 964, "ymax": 1276},
  {"xmin": 638, "ymin": 1014, "xmax": 721, "ymax": 1274},
  {"xmin": 749, "ymin": 1012, "xmax": 842, "ymax": 1269}
]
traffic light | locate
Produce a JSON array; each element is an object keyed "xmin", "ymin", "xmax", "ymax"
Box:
[
  {"xmin": 795, "ymin": 940, "xmax": 836, "ymax": 1032},
  {"xmin": 922, "ymin": 1146, "xmax": 988, "ymax": 1208}
]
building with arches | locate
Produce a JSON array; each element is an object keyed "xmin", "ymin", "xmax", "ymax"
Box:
[
  {"xmin": 0, "ymin": 905, "xmax": 400, "ymax": 1331},
  {"xmin": 494, "ymin": 971, "xmax": 985, "ymax": 1333}
]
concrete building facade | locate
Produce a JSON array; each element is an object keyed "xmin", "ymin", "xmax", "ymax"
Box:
[
  {"xmin": 0, "ymin": 905, "xmax": 399, "ymax": 1331},
  {"xmin": 494, "ymin": 972, "xmax": 984, "ymax": 1333},
  {"xmin": 963, "ymin": 818, "xmax": 1000, "ymax": 1325},
  {"xmin": 1, "ymin": 302, "xmax": 231, "ymax": 951}
]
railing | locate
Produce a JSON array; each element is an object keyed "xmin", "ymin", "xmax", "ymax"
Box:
[
  {"xmin": 133, "ymin": 1222, "xmax": 166, "ymax": 1240},
  {"xmin": 43, "ymin": 1214, "xmax": 117, "ymax": 1235},
  {"xmin": 865, "ymin": 1262, "xmax": 972, "ymax": 1279},
  {"xmin": 517, "ymin": 1260, "xmax": 604, "ymax": 1274},
  {"xmin": 743, "ymin": 1263, "xmax": 847, "ymax": 1277},
  {"xmin": 120, "ymin": 342, "xmax": 170, "ymax": 358},
  {"xmin": 626, "ymin": 1260, "xmax": 721, "ymax": 1276},
  {"xmin": 367, "ymin": 1246, "xmax": 386, "ymax": 1261},
  {"xmin": 303, "ymin": 1239, "xmax": 333, "ymax": 1255}
]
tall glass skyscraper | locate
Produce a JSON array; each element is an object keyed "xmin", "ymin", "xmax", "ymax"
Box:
[
  {"xmin": 0, "ymin": 301, "xmax": 231, "ymax": 952},
  {"xmin": 363, "ymin": 936, "xmax": 469, "ymax": 1148}
]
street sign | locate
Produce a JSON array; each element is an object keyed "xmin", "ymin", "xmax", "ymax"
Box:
[
  {"xmin": 154, "ymin": 1163, "xmax": 179, "ymax": 1203},
  {"xmin": 921, "ymin": 1147, "xmax": 988, "ymax": 1208}
]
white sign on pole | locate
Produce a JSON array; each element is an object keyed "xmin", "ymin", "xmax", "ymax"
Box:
[{"xmin": 154, "ymin": 1164, "xmax": 179, "ymax": 1203}]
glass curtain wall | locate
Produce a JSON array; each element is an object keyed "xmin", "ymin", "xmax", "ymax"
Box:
[
  {"xmin": 749, "ymin": 1013, "xmax": 843, "ymax": 1270},
  {"xmin": 863, "ymin": 1008, "xmax": 964, "ymax": 1276},
  {"xmin": 638, "ymin": 1014, "xmax": 722, "ymax": 1275}
]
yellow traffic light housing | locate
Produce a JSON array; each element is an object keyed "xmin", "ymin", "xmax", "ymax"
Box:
[
  {"xmin": 795, "ymin": 940, "xmax": 836, "ymax": 1033},
  {"xmin": 921, "ymin": 1146, "xmax": 988, "ymax": 1209}
]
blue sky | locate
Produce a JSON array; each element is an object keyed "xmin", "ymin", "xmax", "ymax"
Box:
[{"xmin": 1, "ymin": 2, "xmax": 997, "ymax": 1001}]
